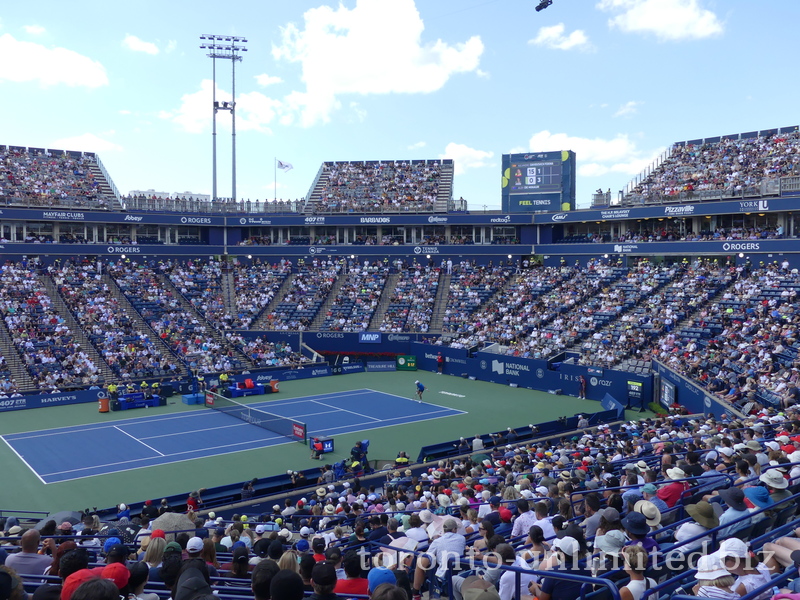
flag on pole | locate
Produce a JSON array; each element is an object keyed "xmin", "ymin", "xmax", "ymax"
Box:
[{"xmin": 277, "ymin": 160, "xmax": 293, "ymax": 172}]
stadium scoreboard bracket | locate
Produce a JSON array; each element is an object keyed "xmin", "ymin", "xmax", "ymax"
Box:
[{"xmin": 501, "ymin": 150, "xmax": 576, "ymax": 213}]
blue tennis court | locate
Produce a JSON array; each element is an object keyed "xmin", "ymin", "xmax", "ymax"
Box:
[{"xmin": 1, "ymin": 389, "xmax": 465, "ymax": 484}]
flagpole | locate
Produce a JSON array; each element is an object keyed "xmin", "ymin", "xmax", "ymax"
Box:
[{"xmin": 274, "ymin": 157, "xmax": 277, "ymax": 202}]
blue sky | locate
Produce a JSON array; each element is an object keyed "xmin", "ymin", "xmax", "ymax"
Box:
[{"xmin": 1, "ymin": 0, "xmax": 798, "ymax": 209}]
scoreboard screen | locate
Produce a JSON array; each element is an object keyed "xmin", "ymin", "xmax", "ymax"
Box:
[
  {"xmin": 501, "ymin": 150, "xmax": 575, "ymax": 213},
  {"xmin": 509, "ymin": 160, "xmax": 562, "ymax": 194}
]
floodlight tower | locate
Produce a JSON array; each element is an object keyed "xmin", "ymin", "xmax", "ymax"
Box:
[{"xmin": 199, "ymin": 34, "xmax": 248, "ymax": 202}]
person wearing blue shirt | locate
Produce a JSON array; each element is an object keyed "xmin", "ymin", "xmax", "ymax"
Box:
[{"xmin": 415, "ymin": 380, "xmax": 425, "ymax": 402}]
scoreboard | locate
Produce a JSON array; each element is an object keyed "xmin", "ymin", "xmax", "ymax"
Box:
[
  {"xmin": 501, "ymin": 150, "xmax": 576, "ymax": 213},
  {"xmin": 509, "ymin": 159, "xmax": 563, "ymax": 194}
]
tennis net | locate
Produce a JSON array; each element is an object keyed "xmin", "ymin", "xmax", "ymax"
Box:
[{"xmin": 205, "ymin": 391, "xmax": 307, "ymax": 444}]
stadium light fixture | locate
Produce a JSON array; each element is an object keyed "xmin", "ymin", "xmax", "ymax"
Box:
[{"xmin": 200, "ymin": 33, "xmax": 248, "ymax": 202}]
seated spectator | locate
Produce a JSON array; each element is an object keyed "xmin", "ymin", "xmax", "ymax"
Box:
[
  {"xmin": 5, "ymin": 530, "xmax": 53, "ymax": 575},
  {"xmin": 692, "ymin": 554, "xmax": 739, "ymax": 600},
  {"xmin": 618, "ymin": 545, "xmax": 656, "ymax": 600},
  {"xmin": 715, "ymin": 538, "xmax": 772, "ymax": 599}
]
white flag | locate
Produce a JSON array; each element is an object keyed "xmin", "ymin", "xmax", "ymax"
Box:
[{"xmin": 277, "ymin": 160, "xmax": 293, "ymax": 172}]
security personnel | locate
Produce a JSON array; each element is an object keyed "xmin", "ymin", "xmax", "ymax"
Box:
[
  {"xmin": 108, "ymin": 382, "xmax": 119, "ymax": 401},
  {"xmin": 150, "ymin": 380, "xmax": 160, "ymax": 399},
  {"xmin": 219, "ymin": 372, "xmax": 230, "ymax": 390},
  {"xmin": 140, "ymin": 381, "xmax": 151, "ymax": 399}
]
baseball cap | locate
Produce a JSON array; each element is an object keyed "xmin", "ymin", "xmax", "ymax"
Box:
[
  {"xmin": 103, "ymin": 537, "xmax": 122, "ymax": 554},
  {"xmin": 255, "ymin": 525, "xmax": 266, "ymax": 534},
  {"xmin": 101, "ymin": 562, "xmax": 131, "ymax": 590},
  {"xmin": 295, "ymin": 539, "xmax": 310, "ymax": 553},
  {"xmin": 299, "ymin": 526, "xmax": 313, "ymax": 537},
  {"xmin": 150, "ymin": 529, "xmax": 166, "ymax": 539},
  {"xmin": 164, "ymin": 541, "xmax": 183, "ymax": 554},
  {"xmin": 552, "ymin": 536, "xmax": 579, "ymax": 557},
  {"xmin": 214, "ymin": 527, "xmax": 225, "ymax": 537},
  {"xmin": 311, "ymin": 561, "xmax": 337, "ymax": 586},
  {"xmin": 368, "ymin": 567, "xmax": 396, "ymax": 593},
  {"xmin": 61, "ymin": 569, "xmax": 99, "ymax": 600},
  {"xmin": 186, "ymin": 536, "xmax": 204, "ymax": 553}
]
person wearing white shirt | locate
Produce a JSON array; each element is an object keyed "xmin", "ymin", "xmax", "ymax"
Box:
[{"xmin": 498, "ymin": 544, "xmax": 537, "ymax": 600}]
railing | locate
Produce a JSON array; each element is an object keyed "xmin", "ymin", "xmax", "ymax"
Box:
[
  {"xmin": 781, "ymin": 175, "xmax": 800, "ymax": 193},
  {"xmin": 122, "ymin": 196, "xmax": 304, "ymax": 214},
  {"xmin": 621, "ymin": 178, "xmax": 780, "ymax": 206},
  {"xmin": 94, "ymin": 153, "xmax": 120, "ymax": 202},
  {"xmin": 0, "ymin": 194, "xmax": 110, "ymax": 211}
]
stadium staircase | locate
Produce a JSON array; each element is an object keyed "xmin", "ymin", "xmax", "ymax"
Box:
[
  {"xmin": 366, "ymin": 272, "xmax": 400, "ymax": 329},
  {"xmin": 250, "ymin": 274, "xmax": 297, "ymax": 330},
  {"xmin": 308, "ymin": 271, "xmax": 350, "ymax": 329},
  {"xmin": 220, "ymin": 268, "xmax": 236, "ymax": 315},
  {"xmin": 615, "ymin": 273, "xmax": 737, "ymax": 373},
  {"xmin": 100, "ymin": 274, "xmax": 189, "ymax": 377},
  {"xmin": 433, "ymin": 159, "xmax": 455, "ymax": 212},
  {"xmin": 154, "ymin": 274, "xmax": 257, "ymax": 370},
  {"xmin": 301, "ymin": 164, "xmax": 329, "ymax": 214},
  {"xmin": 563, "ymin": 268, "xmax": 680, "ymax": 358},
  {"xmin": 0, "ymin": 322, "xmax": 37, "ymax": 392},
  {"xmin": 436, "ymin": 270, "xmax": 528, "ymax": 340},
  {"xmin": 88, "ymin": 157, "xmax": 122, "ymax": 211},
  {"xmin": 427, "ymin": 272, "xmax": 452, "ymax": 332},
  {"xmin": 41, "ymin": 275, "xmax": 117, "ymax": 385}
]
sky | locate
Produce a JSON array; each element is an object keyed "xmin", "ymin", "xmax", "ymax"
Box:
[{"xmin": 1, "ymin": 0, "xmax": 799, "ymax": 210}]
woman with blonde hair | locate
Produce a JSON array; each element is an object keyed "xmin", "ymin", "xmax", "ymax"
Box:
[
  {"xmin": 144, "ymin": 537, "xmax": 166, "ymax": 569},
  {"xmin": 618, "ymin": 545, "xmax": 656, "ymax": 600},
  {"xmin": 278, "ymin": 549, "xmax": 300, "ymax": 572}
]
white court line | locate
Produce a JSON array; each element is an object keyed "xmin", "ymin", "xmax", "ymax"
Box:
[
  {"xmin": 0, "ymin": 435, "xmax": 46, "ymax": 485},
  {"xmin": 114, "ymin": 426, "xmax": 165, "ymax": 457},
  {"xmin": 139, "ymin": 422, "xmax": 248, "ymax": 440},
  {"xmin": 4, "ymin": 389, "xmax": 376, "ymax": 442},
  {"xmin": 364, "ymin": 387, "xmax": 468, "ymax": 415},
  {"xmin": 310, "ymin": 408, "xmax": 463, "ymax": 436},
  {"xmin": 4, "ymin": 409, "xmax": 223, "ymax": 441},
  {"xmin": 311, "ymin": 400, "xmax": 380, "ymax": 422},
  {"xmin": 40, "ymin": 435, "xmax": 295, "ymax": 483},
  {"xmin": 41, "ymin": 431, "xmax": 285, "ymax": 478}
]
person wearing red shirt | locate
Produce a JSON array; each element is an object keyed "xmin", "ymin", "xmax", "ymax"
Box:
[
  {"xmin": 334, "ymin": 551, "xmax": 369, "ymax": 597},
  {"xmin": 656, "ymin": 467, "xmax": 691, "ymax": 508}
]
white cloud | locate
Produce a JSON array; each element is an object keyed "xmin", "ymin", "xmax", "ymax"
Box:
[
  {"xmin": 597, "ymin": 0, "xmax": 723, "ymax": 40},
  {"xmin": 165, "ymin": 40, "xmax": 177, "ymax": 53},
  {"xmin": 614, "ymin": 100, "xmax": 641, "ymax": 117},
  {"xmin": 530, "ymin": 23, "xmax": 591, "ymax": 51},
  {"xmin": 272, "ymin": 0, "xmax": 484, "ymax": 126},
  {"xmin": 348, "ymin": 102, "xmax": 367, "ymax": 123},
  {"xmin": 408, "ymin": 141, "xmax": 426, "ymax": 150},
  {"xmin": 440, "ymin": 142, "xmax": 494, "ymax": 175},
  {"xmin": 122, "ymin": 34, "xmax": 159, "ymax": 55},
  {"xmin": 23, "ymin": 25, "xmax": 45, "ymax": 35},
  {"xmin": 0, "ymin": 33, "xmax": 107, "ymax": 87},
  {"xmin": 160, "ymin": 79, "xmax": 284, "ymax": 134},
  {"xmin": 118, "ymin": 109, "xmax": 132, "ymax": 115},
  {"xmin": 524, "ymin": 130, "xmax": 664, "ymax": 177},
  {"xmin": 255, "ymin": 73, "xmax": 283, "ymax": 87},
  {"xmin": 51, "ymin": 133, "xmax": 122, "ymax": 153}
]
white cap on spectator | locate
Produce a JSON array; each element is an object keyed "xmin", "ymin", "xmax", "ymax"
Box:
[{"xmin": 187, "ymin": 537, "xmax": 204, "ymax": 553}]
